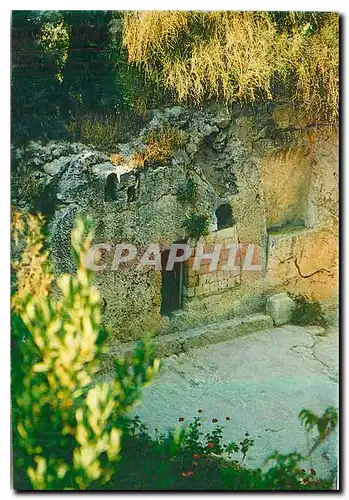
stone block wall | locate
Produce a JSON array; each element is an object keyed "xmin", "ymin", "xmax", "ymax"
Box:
[{"xmin": 183, "ymin": 226, "xmax": 241, "ymax": 299}]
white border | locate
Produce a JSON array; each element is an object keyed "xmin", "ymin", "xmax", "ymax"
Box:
[{"xmin": 1, "ymin": 2, "xmax": 346, "ymax": 498}]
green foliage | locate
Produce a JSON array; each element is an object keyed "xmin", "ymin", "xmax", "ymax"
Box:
[
  {"xmin": 11, "ymin": 213, "xmax": 160, "ymax": 490},
  {"xmin": 100, "ymin": 410, "xmax": 336, "ymax": 490},
  {"xmin": 183, "ymin": 213, "xmax": 210, "ymax": 240},
  {"xmin": 11, "ymin": 11, "xmax": 70, "ymax": 142},
  {"xmin": 38, "ymin": 20, "xmax": 70, "ymax": 82},
  {"xmin": 12, "ymin": 11, "xmax": 339, "ymax": 147},
  {"xmin": 11, "ymin": 11, "xmax": 132, "ymax": 145},
  {"xmin": 299, "ymin": 406, "xmax": 338, "ymax": 456},
  {"xmin": 290, "ymin": 293, "xmax": 328, "ymax": 328},
  {"xmin": 176, "ymin": 178, "xmax": 197, "ymax": 204}
]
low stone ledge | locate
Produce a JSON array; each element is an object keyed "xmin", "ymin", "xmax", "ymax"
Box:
[{"xmin": 99, "ymin": 313, "xmax": 274, "ymax": 376}]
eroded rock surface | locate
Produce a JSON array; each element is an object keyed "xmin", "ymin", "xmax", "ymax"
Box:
[{"xmin": 12, "ymin": 103, "xmax": 339, "ymax": 341}]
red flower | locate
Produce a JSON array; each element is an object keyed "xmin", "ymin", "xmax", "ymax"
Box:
[
  {"xmin": 212, "ymin": 418, "xmax": 218, "ymax": 423},
  {"xmin": 225, "ymin": 416, "xmax": 230, "ymax": 421},
  {"xmin": 178, "ymin": 417, "xmax": 184, "ymax": 422},
  {"xmin": 193, "ymin": 453, "xmax": 200, "ymax": 460},
  {"xmin": 207, "ymin": 442, "xmax": 214, "ymax": 449},
  {"xmin": 198, "ymin": 408, "xmax": 203, "ymax": 413},
  {"xmin": 311, "ymin": 469, "xmax": 317, "ymax": 476},
  {"xmin": 182, "ymin": 471, "xmax": 194, "ymax": 477}
]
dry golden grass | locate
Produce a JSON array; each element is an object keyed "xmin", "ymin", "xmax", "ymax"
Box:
[
  {"xmin": 144, "ymin": 126, "xmax": 186, "ymax": 164},
  {"xmin": 129, "ymin": 126, "xmax": 186, "ymax": 168},
  {"xmin": 130, "ymin": 152, "xmax": 146, "ymax": 168},
  {"xmin": 66, "ymin": 111, "xmax": 147, "ymax": 152},
  {"xmin": 110, "ymin": 152, "xmax": 125, "ymax": 165},
  {"xmin": 122, "ymin": 11, "xmax": 338, "ymax": 123}
]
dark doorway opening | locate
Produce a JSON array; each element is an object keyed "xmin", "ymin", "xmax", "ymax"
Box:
[
  {"xmin": 161, "ymin": 249, "xmax": 184, "ymax": 315},
  {"xmin": 104, "ymin": 173, "xmax": 118, "ymax": 202},
  {"xmin": 215, "ymin": 203, "xmax": 234, "ymax": 230}
]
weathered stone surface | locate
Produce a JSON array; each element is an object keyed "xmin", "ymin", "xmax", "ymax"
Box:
[
  {"xmin": 266, "ymin": 293, "xmax": 295, "ymax": 326},
  {"xmin": 100, "ymin": 314, "xmax": 274, "ymax": 371},
  {"xmin": 267, "ymin": 227, "xmax": 338, "ymax": 300},
  {"xmin": 260, "ymin": 146, "xmax": 312, "ymax": 228},
  {"xmin": 303, "ymin": 325, "xmax": 326, "ymax": 336},
  {"xmin": 11, "ymin": 103, "xmax": 338, "ymax": 342}
]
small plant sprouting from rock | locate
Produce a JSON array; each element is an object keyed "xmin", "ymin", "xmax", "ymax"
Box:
[
  {"xmin": 290, "ymin": 293, "xmax": 328, "ymax": 328},
  {"xmin": 183, "ymin": 213, "xmax": 210, "ymax": 240},
  {"xmin": 142, "ymin": 126, "xmax": 187, "ymax": 167},
  {"xmin": 129, "ymin": 126, "xmax": 187, "ymax": 169},
  {"xmin": 176, "ymin": 178, "xmax": 197, "ymax": 205},
  {"xmin": 110, "ymin": 152, "xmax": 125, "ymax": 165}
]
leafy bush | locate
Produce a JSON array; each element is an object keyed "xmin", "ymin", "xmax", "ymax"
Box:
[
  {"xmin": 176, "ymin": 178, "xmax": 197, "ymax": 204},
  {"xmin": 11, "ymin": 212, "xmax": 160, "ymax": 490},
  {"xmin": 38, "ymin": 20, "xmax": 70, "ymax": 82},
  {"xmin": 122, "ymin": 11, "xmax": 338, "ymax": 123},
  {"xmin": 183, "ymin": 213, "xmax": 210, "ymax": 240},
  {"xmin": 11, "ymin": 11, "xmax": 133, "ymax": 145},
  {"xmin": 290, "ymin": 293, "xmax": 328, "ymax": 328},
  {"xmin": 100, "ymin": 407, "xmax": 337, "ymax": 490}
]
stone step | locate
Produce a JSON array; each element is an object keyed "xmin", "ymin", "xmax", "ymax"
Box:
[{"xmin": 99, "ymin": 314, "xmax": 273, "ymax": 375}]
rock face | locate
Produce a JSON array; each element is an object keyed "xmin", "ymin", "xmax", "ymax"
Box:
[
  {"xmin": 266, "ymin": 293, "xmax": 295, "ymax": 326},
  {"xmin": 11, "ymin": 102, "xmax": 339, "ymax": 342}
]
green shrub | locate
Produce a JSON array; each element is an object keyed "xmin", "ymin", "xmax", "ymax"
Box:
[
  {"xmin": 101, "ymin": 407, "xmax": 337, "ymax": 490},
  {"xmin": 290, "ymin": 293, "xmax": 328, "ymax": 328},
  {"xmin": 183, "ymin": 213, "xmax": 210, "ymax": 240},
  {"xmin": 11, "ymin": 212, "xmax": 160, "ymax": 490},
  {"xmin": 176, "ymin": 178, "xmax": 197, "ymax": 204}
]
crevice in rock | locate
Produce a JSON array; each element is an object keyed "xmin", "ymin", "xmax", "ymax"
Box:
[
  {"xmin": 294, "ymin": 258, "xmax": 332, "ymax": 279},
  {"xmin": 290, "ymin": 333, "xmax": 338, "ymax": 383},
  {"xmin": 167, "ymin": 364, "xmax": 199, "ymax": 387}
]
